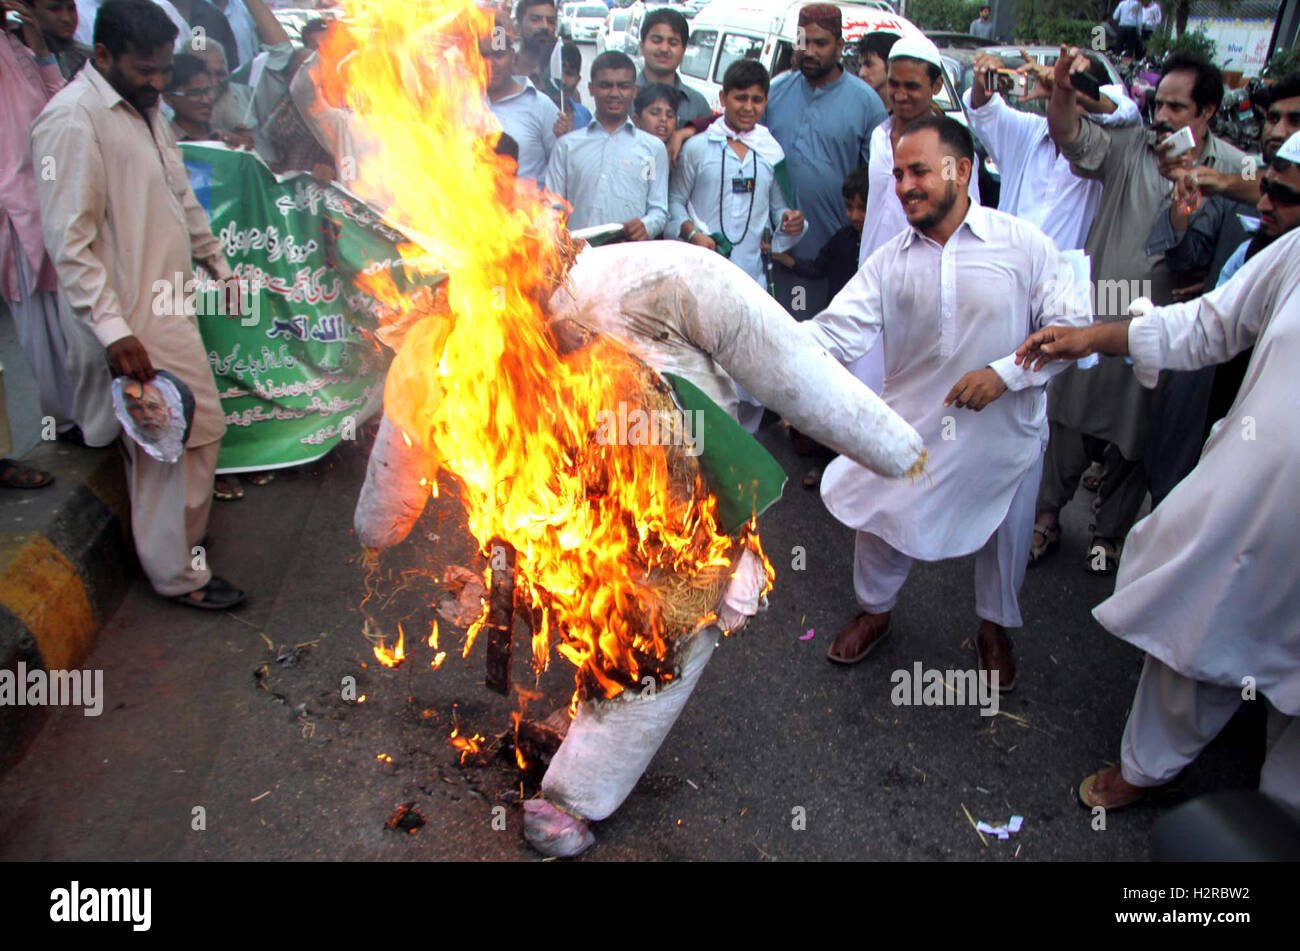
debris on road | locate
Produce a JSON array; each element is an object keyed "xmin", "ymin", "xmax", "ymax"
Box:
[
  {"xmin": 437, "ymin": 565, "xmax": 487, "ymax": 627},
  {"xmin": 385, "ymin": 801, "xmax": 426, "ymax": 835},
  {"xmin": 976, "ymin": 815, "xmax": 1025, "ymax": 840}
]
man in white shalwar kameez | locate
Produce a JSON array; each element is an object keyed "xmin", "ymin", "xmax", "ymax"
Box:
[
  {"xmin": 1015, "ymin": 225, "xmax": 1300, "ymax": 811},
  {"xmin": 808, "ymin": 114, "xmax": 1091, "ymax": 688}
]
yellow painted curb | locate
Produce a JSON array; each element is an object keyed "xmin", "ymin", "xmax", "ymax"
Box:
[{"xmin": 0, "ymin": 535, "xmax": 95, "ymax": 671}]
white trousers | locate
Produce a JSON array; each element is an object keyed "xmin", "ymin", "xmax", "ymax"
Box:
[
  {"xmin": 1121, "ymin": 654, "xmax": 1300, "ymax": 810},
  {"xmin": 8, "ymin": 233, "xmax": 75, "ymax": 427},
  {"xmin": 121, "ymin": 437, "xmax": 220, "ymax": 596},
  {"xmin": 853, "ymin": 453, "xmax": 1042, "ymax": 629}
]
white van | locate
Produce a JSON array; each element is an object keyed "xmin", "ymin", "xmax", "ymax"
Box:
[{"xmin": 677, "ymin": 0, "xmax": 960, "ymax": 115}]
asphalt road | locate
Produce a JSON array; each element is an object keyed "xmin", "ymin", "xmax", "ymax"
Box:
[{"xmin": 0, "ymin": 401, "xmax": 1265, "ymax": 861}]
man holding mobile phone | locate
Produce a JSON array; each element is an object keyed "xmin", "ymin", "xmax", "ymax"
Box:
[
  {"xmin": 965, "ymin": 48, "xmax": 1138, "ymax": 253},
  {"xmin": 1029, "ymin": 47, "xmax": 1245, "ymax": 575}
]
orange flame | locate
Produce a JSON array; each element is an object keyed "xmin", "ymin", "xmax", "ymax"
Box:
[
  {"xmin": 329, "ymin": 0, "xmax": 741, "ymax": 703},
  {"xmin": 372, "ymin": 624, "xmax": 406, "ymax": 668}
]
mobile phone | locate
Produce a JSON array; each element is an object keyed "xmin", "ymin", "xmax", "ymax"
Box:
[
  {"xmin": 1162, "ymin": 126, "xmax": 1196, "ymax": 158},
  {"xmin": 994, "ymin": 69, "xmax": 1028, "ymax": 98},
  {"xmin": 1071, "ymin": 70, "xmax": 1102, "ymax": 101}
]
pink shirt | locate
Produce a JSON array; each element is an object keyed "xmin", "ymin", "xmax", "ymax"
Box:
[{"xmin": 1, "ymin": 32, "xmax": 63, "ymax": 301}]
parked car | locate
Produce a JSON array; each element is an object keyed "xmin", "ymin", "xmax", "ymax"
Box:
[
  {"xmin": 677, "ymin": 1, "xmax": 942, "ymax": 112},
  {"xmin": 596, "ymin": 8, "xmax": 631, "ymax": 53},
  {"xmin": 563, "ymin": 2, "xmax": 611, "ymax": 42},
  {"xmin": 925, "ymin": 31, "xmax": 987, "ymax": 52}
]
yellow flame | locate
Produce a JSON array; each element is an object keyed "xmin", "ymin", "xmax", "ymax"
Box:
[{"xmin": 330, "ymin": 0, "xmax": 737, "ymax": 704}]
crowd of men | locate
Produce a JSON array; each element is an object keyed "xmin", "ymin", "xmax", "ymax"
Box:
[{"xmin": 2, "ymin": 0, "xmax": 1298, "ymax": 817}]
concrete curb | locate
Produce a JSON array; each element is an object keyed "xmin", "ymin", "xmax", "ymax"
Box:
[{"xmin": 0, "ymin": 441, "xmax": 134, "ymax": 774}]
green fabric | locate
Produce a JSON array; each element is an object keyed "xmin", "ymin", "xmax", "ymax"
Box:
[
  {"xmin": 773, "ymin": 158, "xmax": 793, "ymax": 208},
  {"xmin": 708, "ymin": 232, "xmax": 734, "ymax": 258},
  {"xmin": 663, "ymin": 373, "xmax": 786, "ymax": 534},
  {"xmin": 180, "ymin": 144, "xmax": 441, "ymax": 472}
]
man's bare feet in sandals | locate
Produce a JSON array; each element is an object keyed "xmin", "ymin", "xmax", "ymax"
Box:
[
  {"xmin": 1028, "ymin": 513, "xmax": 1060, "ymax": 567},
  {"xmin": 1078, "ymin": 764, "xmax": 1174, "ymax": 809},
  {"xmin": 0, "ymin": 458, "xmax": 53, "ymax": 489},
  {"xmin": 827, "ymin": 611, "xmax": 891, "ymax": 665}
]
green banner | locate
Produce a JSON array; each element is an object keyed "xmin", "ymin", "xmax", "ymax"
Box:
[{"xmin": 180, "ymin": 144, "xmax": 435, "ymax": 473}]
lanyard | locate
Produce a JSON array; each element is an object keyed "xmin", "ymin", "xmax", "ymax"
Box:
[{"xmin": 718, "ymin": 141, "xmax": 756, "ymax": 248}]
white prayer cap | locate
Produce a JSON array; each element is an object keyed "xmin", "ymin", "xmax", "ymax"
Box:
[
  {"xmin": 1277, "ymin": 131, "xmax": 1300, "ymax": 164},
  {"xmin": 887, "ymin": 35, "xmax": 943, "ymax": 71}
]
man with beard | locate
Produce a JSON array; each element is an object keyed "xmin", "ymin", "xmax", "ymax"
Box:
[
  {"xmin": 1031, "ymin": 49, "xmax": 1244, "ymax": 574},
  {"xmin": 635, "ymin": 7, "xmax": 708, "ymax": 123},
  {"xmin": 545, "ymin": 51, "xmax": 668, "ymax": 240},
  {"xmin": 484, "ymin": 20, "xmax": 558, "ymax": 187},
  {"xmin": 811, "ymin": 114, "xmax": 1091, "ymax": 686},
  {"xmin": 514, "ymin": 0, "xmax": 559, "ymax": 102},
  {"xmin": 32, "ymin": 0, "xmax": 243, "ymax": 609},
  {"xmin": 1013, "ymin": 179, "xmax": 1300, "ymax": 812},
  {"xmin": 761, "ymin": 3, "xmax": 884, "ymax": 317},
  {"xmin": 852, "ymin": 33, "xmax": 980, "ymax": 392},
  {"xmin": 1140, "ymin": 71, "xmax": 1300, "ymax": 507}
]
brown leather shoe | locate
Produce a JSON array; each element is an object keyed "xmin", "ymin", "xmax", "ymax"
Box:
[
  {"xmin": 827, "ymin": 611, "xmax": 891, "ymax": 665},
  {"xmin": 1077, "ymin": 764, "xmax": 1175, "ymax": 810},
  {"xmin": 975, "ymin": 621, "xmax": 1016, "ymax": 692}
]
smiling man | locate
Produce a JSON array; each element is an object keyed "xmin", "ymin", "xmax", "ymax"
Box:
[
  {"xmin": 545, "ymin": 50, "xmax": 668, "ymax": 240},
  {"xmin": 31, "ymin": 0, "xmax": 243, "ymax": 610},
  {"xmin": 851, "ymin": 33, "xmax": 979, "ymax": 392},
  {"xmin": 808, "ymin": 114, "xmax": 1091, "ymax": 687},
  {"xmin": 635, "ymin": 7, "xmax": 709, "ymax": 124}
]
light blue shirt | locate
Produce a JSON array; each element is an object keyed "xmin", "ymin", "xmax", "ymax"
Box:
[
  {"xmin": 488, "ymin": 78, "xmax": 559, "ymax": 186},
  {"xmin": 761, "ymin": 68, "xmax": 886, "ymax": 255},
  {"xmin": 545, "ymin": 119, "xmax": 669, "ymax": 236},
  {"xmin": 669, "ymin": 131, "xmax": 800, "ymax": 283},
  {"xmin": 1216, "ymin": 238, "xmax": 1251, "ymax": 287}
]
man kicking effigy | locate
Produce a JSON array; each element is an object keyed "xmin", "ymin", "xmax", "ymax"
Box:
[
  {"xmin": 807, "ymin": 115, "xmax": 1092, "ymax": 687},
  {"xmin": 1014, "ymin": 224, "xmax": 1300, "ymax": 813},
  {"xmin": 354, "ymin": 239, "xmax": 926, "ymax": 857}
]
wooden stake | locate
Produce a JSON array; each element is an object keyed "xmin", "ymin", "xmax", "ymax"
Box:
[{"xmin": 484, "ymin": 538, "xmax": 516, "ymax": 696}]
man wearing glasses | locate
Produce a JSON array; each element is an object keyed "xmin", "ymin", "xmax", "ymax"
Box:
[{"xmin": 164, "ymin": 52, "xmax": 250, "ymax": 148}]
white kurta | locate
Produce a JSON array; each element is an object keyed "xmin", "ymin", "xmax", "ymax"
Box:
[
  {"xmin": 963, "ymin": 89, "xmax": 1110, "ymax": 253},
  {"xmin": 1093, "ymin": 227, "xmax": 1300, "ymax": 716},
  {"xmin": 807, "ymin": 204, "xmax": 1092, "ymax": 560},
  {"xmin": 852, "ymin": 114, "xmax": 982, "ymax": 391}
]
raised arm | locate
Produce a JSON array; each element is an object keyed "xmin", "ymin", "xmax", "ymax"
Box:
[
  {"xmin": 1016, "ymin": 232, "xmax": 1292, "ymax": 380},
  {"xmin": 1046, "ymin": 43, "xmax": 1083, "ymax": 147},
  {"xmin": 242, "ymin": 0, "xmax": 291, "ymax": 48}
]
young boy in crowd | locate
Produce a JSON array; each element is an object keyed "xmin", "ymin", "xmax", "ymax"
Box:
[
  {"xmin": 668, "ymin": 60, "xmax": 804, "ymax": 285},
  {"xmin": 632, "ymin": 81, "xmax": 678, "ymax": 146},
  {"xmin": 556, "ymin": 40, "xmax": 591, "ymax": 131},
  {"xmin": 770, "ymin": 166, "xmax": 867, "ymax": 301}
]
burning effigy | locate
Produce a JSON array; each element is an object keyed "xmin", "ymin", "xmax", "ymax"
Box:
[{"xmin": 326, "ymin": 0, "xmax": 925, "ymax": 857}]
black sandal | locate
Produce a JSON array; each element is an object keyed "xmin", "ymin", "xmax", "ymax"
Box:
[
  {"xmin": 171, "ymin": 576, "xmax": 245, "ymax": 610},
  {"xmin": 0, "ymin": 459, "xmax": 54, "ymax": 489}
]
